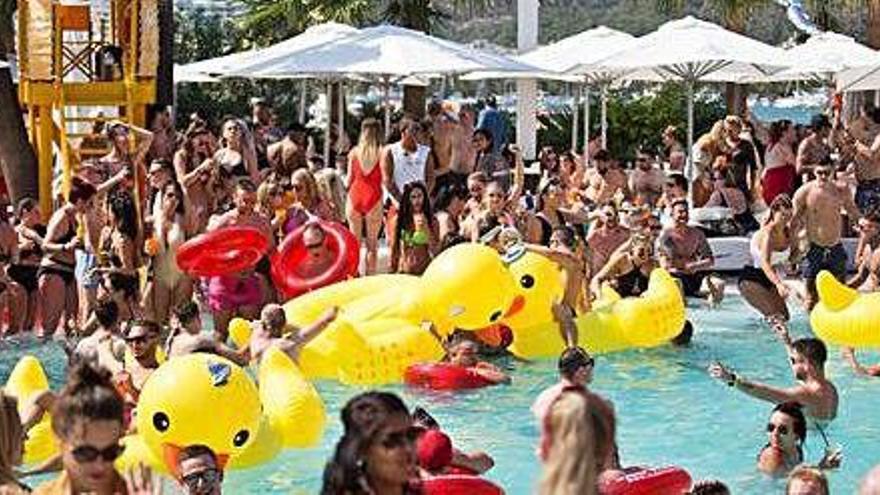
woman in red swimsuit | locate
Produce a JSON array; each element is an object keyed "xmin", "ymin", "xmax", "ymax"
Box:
[
  {"xmin": 345, "ymin": 118, "xmax": 384, "ymax": 275},
  {"xmin": 762, "ymin": 120, "xmax": 797, "ymax": 206}
]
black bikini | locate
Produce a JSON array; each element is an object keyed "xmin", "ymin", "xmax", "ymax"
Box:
[{"xmin": 38, "ymin": 219, "xmax": 76, "ymax": 285}]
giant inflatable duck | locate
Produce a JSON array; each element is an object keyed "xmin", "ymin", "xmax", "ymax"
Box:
[
  {"xmin": 4, "ymin": 356, "xmax": 57, "ymax": 464},
  {"xmin": 261, "ymin": 243, "xmax": 522, "ymax": 384},
  {"xmin": 500, "ymin": 249, "xmax": 687, "ymax": 358},
  {"xmin": 810, "ymin": 270, "xmax": 880, "ymax": 347}
]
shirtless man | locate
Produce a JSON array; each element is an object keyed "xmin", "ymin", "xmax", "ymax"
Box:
[
  {"xmin": 294, "ymin": 223, "xmax": 336, "ymax": 279},
  {"xmin": 835, "ymin": 107, "xmax": 880, "ymax": 214},
  {"xmin": 587, "ymin": 203, "xmax": 631, "ymax": 275},
  {"xmin": 658, "ymin": 199, "xmax": 724, "ymax": 303},
  {"xmin": 524, "ymin": 226, "xmax": 587, "ymax": 347},
  {"xmin": 790, "ymin": 163, "xmax": 860, "ymax": 309},
  {"xmin": 584, "ymin": 150, "xmax": 629, "ymax": 205},
  {"xmin": 73, "ymin": 298, "xmax": 125, "ymax": 370},
  {"xmin": 710, "ymin": 324, "xmax": 838, "ymax": 423},
  {"xmin": 630, "ymin": 152, "xmax": 665, "ymax": 207},
  {"xmin": 796, "ymin": 115, "xmax": 832, "ymax": 180},
  {"xmin": 455, "ymin": 106, "xmax": 477, "ymax": 178},
  {"xmin": 267, "ymin": 123, "xmax": 308, "ymax": 176},
  {"xmin": 445, "ymin": 335, "xmax": 510, "ymax": 385},
  {"xmin": 109, "ymin": 320, "xmax": 162, "ymax": 407},
  {"xmin": 848, "ymin": 214, "xmax": 880, "ymax": 290},
  {"xmin": 165, "ymin": 301, "xmax": 249, "ymax": 366},
  {"xmin": 427, "ymin": 101, "xmax": 461, "ymax": 196},
  {"xmin": 248, "ymin": 304, "xmax": 338, "ymax": 364}
]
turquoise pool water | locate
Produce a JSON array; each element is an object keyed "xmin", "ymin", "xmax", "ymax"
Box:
[{"xmin": 2, "ymin": 294, "xmax": 879, "ymax": 494}]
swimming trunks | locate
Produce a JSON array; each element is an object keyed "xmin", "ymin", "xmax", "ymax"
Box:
[
  {"xmin": 801, "ymin": 243, "xmax": 847, "ymax": 281},
  {"xmin": 348, "ymin": 156, "xmax": 383, "ymax": 215},
  {"xmin": 206, "ymin": 274, "xmax": 263, "ymax": 312},
  {"xmin": 75, "ymin": 250, "xmax": 101, "ymax": 290},
  {"xmin": 615, "ymin": 266, "xmax": 650, "ymax": 297},
  {"xmin": 38, "ymin": 262, "xmax": 76, "ymax": 285},
  {"xmin": 671, "ymin": 271, "xmax": 707, "ymax": 298},
  {"xmin": 856, "ymin": 178, "xmax": 880, "ymax": 214}
]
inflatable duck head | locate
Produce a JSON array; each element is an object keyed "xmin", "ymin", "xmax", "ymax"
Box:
[
  {"xmin": 811, "ymin": 270, "xmax": 880, "ymax": 347},
  {"xmin": 135, "ymin": 353, "xmax": 262, "ymax": 476},
  {"xmin": 5, "ymin": 356, "xmax": 57, "ymax": 464},
  {"xmin": 420, "ymin": 243, "xmax": 523, "ymax": 335},
  {"xmin": 501, "ymin": 249, "xmax": 565, "ymax": 330}
]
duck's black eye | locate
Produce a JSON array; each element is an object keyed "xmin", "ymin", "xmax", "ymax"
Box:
[
  {"xmin": 490, "ymin": 310, "xmax": 502, "ymax": 322},
  {"xmin": 520, "ymin": 275, "xmax": 535, "ymax": 289},
  {"xmin": 233, "ymin": 430, "xmax": 250, "ymax": 447},
  {"xmin": 153, "ymin": 412, "xmax": 170, "ymax": 432}
]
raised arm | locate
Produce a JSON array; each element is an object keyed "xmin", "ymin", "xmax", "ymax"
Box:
[{"xmin": 287, "ymin": 307, "xmax": 339, "ymax": 348}]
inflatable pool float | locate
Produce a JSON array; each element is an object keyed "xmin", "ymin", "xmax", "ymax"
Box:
[
  {"xmin": 421, "ymin": 475, "xmax": 505, "ymax": 495},
  {"xmin": 811, "ymin": 270, "xmax": 880, "ymax": 347},
  {"xmin": 502, "ymin": 251, "xmax": 686, "ymax": 358},
  {"xmin": 404, "ymin": 363, "xmax": 496, "ymax": 390},
  {"xmin": 600, "ymin": 466, "xmax": 692, "ymax": 495},
  {"xmin": 115, "ymin": 351, "xmax": 325, "ymax": 474},
  {"xmin": 176, "ymin": 226, "xmax": 269, "ymax": 277},
  {"xmin": 233, "ymin": 244, "xmax": 522, "ymax": 385},
  {"xmin": 271, "ymin": 220, "xmax": 359, "ymax": 301},
  {"xmin": 4, "ymin": 356, "xmax": 56, "ymax": 464}
]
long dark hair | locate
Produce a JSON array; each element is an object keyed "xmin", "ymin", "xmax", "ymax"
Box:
[
  {"xmin": 51, "ymin": 363, "xmax": 124, "ymax": 439},
  {"xmin": 770, "ymin": 401, "xmax": 806, "ymax": 461},
  {"xmin": 433, "ymin": 182, "xmax": 468, "ymax": 213},
  {"xmin": 108, "ymin": 190, "xmax": 139, "ymax": 241},
  {"xmin": 321, "ymin": 392, "xmax": 412, "ymax": 495},
  {"xmin": 396, "ymin": 182, "xmax": 435, "ymax": 241},
  {"xmin": 768, "ymin": 119, "xmax": 793, "ymax": 149}
]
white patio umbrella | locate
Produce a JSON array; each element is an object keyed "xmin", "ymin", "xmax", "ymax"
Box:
[
  {"xmin": 582, "ymin": 16, "xmax": 788, "ymax": 179},
  {"xmin": 837, "ymin": 52, "xmax": 880, "ymax": 91},
  {"xmin": 463, "ymin": 26, "xmax": 636, "ymax": 155}
]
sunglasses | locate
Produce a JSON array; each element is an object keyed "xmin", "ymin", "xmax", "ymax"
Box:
[
  {"xmin": 380, "ymin": 427, "xmax": 421, "ymax": 450},
  {"xmin": 766, "ymin": 423, "xmax": 789, "ymax": 435},
  {"xmin": 182, "ymin": 468, "xmax": 221, "ymax": 492},
  {"xmin": 125, "ymin": 334, "xmax": 152, "ymax": 345},
  {"xmin": 72, "ymin": 443, "xmax": 125, "ymax": 463},
  {"xmin": 305, "ymin": 240, "xmax": 325, "ymax": 250}
]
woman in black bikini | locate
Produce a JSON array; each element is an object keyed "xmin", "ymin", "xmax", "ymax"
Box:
[
  {"xmin": 96, "ymin": 190, "xmax": 142, "ymax": 321},
  {"xmin": 8, "ymin": 198, "xmax": 45, "ymax": 333},
  {"xmin": 591, "ymin": 234, "xmax": 656, "ymax": 298},
  {"xmin": 214, "ymin": 117, "xmax": 258, "ymax": 183},
  {"xmin": 39, "ymin": 177, "xmax": 96, "ymax": 337}
]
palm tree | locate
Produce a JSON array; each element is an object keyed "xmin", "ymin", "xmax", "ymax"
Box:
[{"xmin": 0, "ymin": 0, "xmax": 39, "ymax": 203}]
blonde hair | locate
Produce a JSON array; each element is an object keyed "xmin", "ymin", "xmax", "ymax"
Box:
[
  {"xmin": 315, "ymin": 169, "xmax": 347, "ymax": 223},
  {"xmin": 786, "ymin": 466, "xmax": 829, "ymax": 495},
  {"xmin": 0, "ymin": 391, "xmax": 23, "ymax": 484},
  {"xmin": 256, "ymin": 181, "xmax": 281, "ymax": 218},
  {"xmin": 292, "ymin": 169, "xmax": 320, "ymax": 211},
  {"xmin": 355, "ymin": 118, "xmax": 383, "ymax": 170},
  {"xmin": 539, "ymin": 393, "xmax": 598, "ymax": 495}
]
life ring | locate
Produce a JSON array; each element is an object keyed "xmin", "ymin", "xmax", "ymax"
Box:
[
  {"xmin": 176, "ymin": 226, "xmax": 269, "ymax": 277},
  {"xmin": 600, "ymin": 466, "xmax": 692, "ymax": 495},
  {"xmin": 404, "ymin": 363, "xmax": 495, "ymax": 390},
  {"xmin": 421, "ymin": 475, "xmax": 504, "ymax": 495},
  {"xmin": 271, "ymin": 220, "xmax": 359, "ymax": 300}
]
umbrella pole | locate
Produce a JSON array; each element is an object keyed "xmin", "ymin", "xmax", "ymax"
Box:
[
  {"xmin": 571, "ymin": 83, "xmax": 579, "ymax": 152},
  {"xmin": 584, "ymin": 85, "xmax": 590, "ymax": 165},
  {"xmin": 383, "ymin": 77, "xmax": 391, "ymax": 140},
  {"xmin": 299, "ymin": 80, "xmax": 307, "ymax": 124},
  {"xmin": 338, "ymin": 80, "xmax": 345, "ymax": 161},
  {"xmin": 686, "ymin": 79, "xmax": 695, "ymax": 186},
  {"xmin": 600, "ymin": 84, "xmax": 608, "ymax": 149},
  {"xmin": 324, "ymin": 80, "xmax": 331, "ymax": 167}
]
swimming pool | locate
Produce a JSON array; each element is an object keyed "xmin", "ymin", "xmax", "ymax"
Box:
[{"xmin": 2, "ymin": 294, "xmax": 878, "ymax": 494}]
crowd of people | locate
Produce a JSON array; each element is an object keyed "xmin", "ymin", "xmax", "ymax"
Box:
[{"xmin": 0, "ymin": 92, "xmax": 879, "ymax": 493}]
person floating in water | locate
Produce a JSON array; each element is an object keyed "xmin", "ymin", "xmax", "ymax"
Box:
[{"xmin": 249, "ymin": 303, "xmax": 338, "ymax": 365}]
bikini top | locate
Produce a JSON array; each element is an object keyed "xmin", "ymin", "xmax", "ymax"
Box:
[{"xmin": 402, "ymin": 229, "xmax": 430, "ymax": 247}]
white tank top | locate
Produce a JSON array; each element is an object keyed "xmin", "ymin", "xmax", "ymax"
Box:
[
  {"xmin": 750, "ymin": 230, "xmax": 790, "ymax": 268},
  {"xmin": 389, "ymin": 142, "xmax": 429, "ymax": 195}
]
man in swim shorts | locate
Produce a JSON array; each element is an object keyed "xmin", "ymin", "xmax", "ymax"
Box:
[
  {"xmin": 444, "ymin": 335, "xmax": 510, "ymax": 385},
  {"xmin": 796, "ymin": 115, "xmax": 832, "ymax": 180},
  {"xmin": 248, "ymin": 303, "xmax": 338, "ymax": 364},
  {"xmin": 790, "ymin": 162, "xmax": 860, "ymax": 310},
  {"xmin": 835, "ymin": 106, "xmax": 880, "ymax": 214},
  {"xmin": 710, "ymin": 326, "xmax": 838, "ymax": 422},
  {"xmin": 531, "ymin": 346, "xmax": 596, "ymax": 423},
  {"xmin": 176, "ymin": 444, "xmax": 224, "ymax": 494},
  {"xmin": 658, "ymin": 199, "xmax": 724, "ymax": 304}
]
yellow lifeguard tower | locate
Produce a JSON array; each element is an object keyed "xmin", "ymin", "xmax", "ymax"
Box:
[{"xmin": 17, "ymin": 0, "xmax": 158, "ymax": 216}]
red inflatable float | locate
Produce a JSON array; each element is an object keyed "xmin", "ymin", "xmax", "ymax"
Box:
[
  {"xmin": 421, "ymin": 475, "xmax": 504, "ymax": 495},
  {"xmin": 404, "ymin": 363, "xmax": 495, "ymax": 390},
  {"xmin": 176, "ymin": 226, "xmax": 269, "ymax": 277},
  {"xmin": 600, "ymin": 466, "xmax": 692, "ymax": 495},
  {"xmin": 271, "ymin": 220, "xmax": 359, "ymax": 300}
]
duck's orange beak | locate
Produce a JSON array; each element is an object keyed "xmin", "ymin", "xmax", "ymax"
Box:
[
  {"xmin": 474, "ymin": 324, "xmax": 513, "ymax": 348},
  {"xmin": 504, "ymin": 295, "xmax": 525, "ymax": 318}
]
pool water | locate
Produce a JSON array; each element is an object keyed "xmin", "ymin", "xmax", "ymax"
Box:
[{"xmin": 2, "ymin": 294, "xmax": 879, "ymax": 494}]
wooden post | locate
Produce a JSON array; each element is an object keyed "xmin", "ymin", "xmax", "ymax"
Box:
[{"xmin": 37, "ymin": 106, "xmax": 54, "ymax": 219}]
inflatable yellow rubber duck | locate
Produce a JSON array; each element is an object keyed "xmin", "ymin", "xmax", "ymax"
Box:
[
  {"xmin": 131, "ymin": 353, "xmax": 262, "ymax": 475},
  {"xmin": 810, "ymin": 270, "xmax": 880, "ymax": 347},
  {"xmin": 501, "ymin": 250, "xmax": 687, "ymax": 358},
  {"xmin": 274, "ymin": 243, "xmax": 522, "ymax": 384},
  {"xmin": 4, "ymin": 356, "xmax": 57, "ymax": 464}
]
